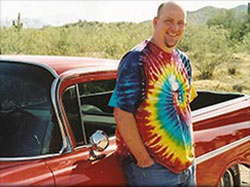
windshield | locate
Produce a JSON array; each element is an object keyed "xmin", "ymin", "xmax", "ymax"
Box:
[{"xmin": 0, "ymin": 61, "xmax": 62, "ymax": 157}]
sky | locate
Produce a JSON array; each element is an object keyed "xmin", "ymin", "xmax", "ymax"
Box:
[{"xmin": 1, "ymin": 0, "xmax": 249, "ymax": 27}]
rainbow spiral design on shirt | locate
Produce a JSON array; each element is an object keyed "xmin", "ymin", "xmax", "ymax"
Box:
[{"xmin": 140, "ymin": 53, "xmax": 194, "ymax": 168}]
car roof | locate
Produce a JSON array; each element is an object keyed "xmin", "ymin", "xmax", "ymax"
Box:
[{"xmin": 0, "ymin": 55, "xmax": 119, "ymax": 76}]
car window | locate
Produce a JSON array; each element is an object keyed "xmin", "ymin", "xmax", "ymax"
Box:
[
  {"xmin": 62, "ymin": 86, "xmax": 86, "ymax": 146},
  {"xmin": 0, "ymin": 62, "xmax": 63, "ymax": 157},
  {"xmin": 78, "ymin": 79, "xmax": 116, "ymax": 143}
]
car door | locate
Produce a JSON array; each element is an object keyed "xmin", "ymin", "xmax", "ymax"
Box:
[{"xmin": 44, "ymin": 77, "xmax": 127, "ymax": 186}]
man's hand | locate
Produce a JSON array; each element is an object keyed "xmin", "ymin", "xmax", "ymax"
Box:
[
  {"xmin": 114, "ymin": 108, "xmax": 154, "ymax": 167},
  {"xmin": 137, "ymin": 157, "xmax": 155, "ymax": 168}
]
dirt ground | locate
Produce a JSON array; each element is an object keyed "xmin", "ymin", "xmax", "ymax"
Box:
[{"xmin": 240, "ymin": 164, "xmax": 250, "ymax": 186}]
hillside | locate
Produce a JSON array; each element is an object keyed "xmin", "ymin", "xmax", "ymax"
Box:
[
  {"xmin": 187, "ymin": 5, "xmax": 248, "ymax": 25},
  {"xmin": 61, "ymin": 5, "xmax": 248, "ymax": 28},
  {"xmin": 1, "ymin": 4, "xmax": 247, "ymax": 28}
]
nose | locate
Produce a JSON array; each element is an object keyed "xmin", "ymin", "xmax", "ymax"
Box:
[{"xmin": 170, "ymin": 23, "xmax": 179, "ymax": 31}]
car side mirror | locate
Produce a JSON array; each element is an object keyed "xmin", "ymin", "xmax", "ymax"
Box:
[{"xmin": 88, "ymin": 130, "xmax": 109, "ymax": 161}]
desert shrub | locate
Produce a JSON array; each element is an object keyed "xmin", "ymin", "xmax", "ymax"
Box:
[
  {"xmin": 0, "ymin": 21, "xmax": 153, "ymax": 59},
  {"xmin": 207, "ymin": 9, "xmax": 249, "ymax": 46},
  {"xmin": 240, "ymin": 32, "xmax": 250, "ymax": 53},
  {"xmin": 180, "ymin": 25, "xmax": 233, "ymax": 79},
  {"xmin": 227, "ymin": 59, "xmax": 239, "ymax": 75},
  {"xmin": 228, "ymin": 67, "xmax": 236, "ymax": 75},
  {"xmin": 232, "ymin": 85, "xmax": 243, "ymax": 92}
]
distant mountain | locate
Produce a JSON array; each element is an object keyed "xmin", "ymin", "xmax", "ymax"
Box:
[
  {"xmin": 234, "ymin": 4, "xmax": 248, "ymax": 12},
  {"xmin": 187, "ymin": 6, "xmax": 224, "ymax": 25},
  {"xmin": 1, "ymin": 5, "xmax": 248, "ymax": 28},
  {"xmin": 187, "ymin": 5, "xmax": 248, "ymax": 25},
  {"xmin": 64, "ymin": 5, "xmax": 248, "ymax": 28}
]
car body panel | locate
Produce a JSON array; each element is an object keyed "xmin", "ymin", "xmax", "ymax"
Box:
[
  {"xmin": 0, "ymin": 55, "xmax": 119, "ymax": 76},
  {"xmin": 0, "ymin": 160, "xmax": 55, "ymax": 186},
  {"xmin": 196, "ymin": 141, "xmax": 250, "ymax": 186},
  {"xmin": 44, "ymin": 138, "xmax": 127, "ymax": 186},
  {"xmin": 193, "ymin": 99, "xmax": 250, "ymax": 186},
  {"xmin": 194, "ymin": 103, "xmax": 250, "ymax": 157}
]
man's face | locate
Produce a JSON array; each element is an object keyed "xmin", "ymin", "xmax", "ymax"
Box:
[{"xmin": 153, "ymin": 4, "xmax": 186, "ymax": 52}]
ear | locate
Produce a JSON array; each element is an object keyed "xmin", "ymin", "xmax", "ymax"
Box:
[
  {"xmin": 153, "ymin": 17, "xmax": 158, "ymax": 29},
  {"xmin": 184, "ymin": 22, "xmax": 187, "ymax": 29}
]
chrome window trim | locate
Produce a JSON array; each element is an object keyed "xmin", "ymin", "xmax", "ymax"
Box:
[
  {"xmin": 192, "ymin": 95, "xmax": 250, "ymax": 123},
  {"xmin": 55, "ymin": 79, "xmax": 75, "ymax": 149},
  {"xmin": 58, "ymin": 85, "xmax": 77, "ymax": 149},
  {"xmin": 196, "ymin": 135, "xmax": 250, "ymax": 165},
  {"xmin": 0, "ymin": 60, "xmax": 68, "ymax": 161},
  {"xmin": 75, "ymin": 84, "xmax": 88, "ymax": 144},
  {"xmin": 51, "ymin": 77, "xmax": 68, "ymax": 154},
  {"xmin": 0, "ymin": 152, "xmax": 67, "ymax": 162},
  {"xmin": 58, "ymin": 68, "xmax": 117, "ymax": 150},
  {"xmin": 61, "ymin": 85, "xmax": 88, "ymax": 147},
  {"xmin": 0, "ymin": 58, "xmax": 59, "ymax": 78}
]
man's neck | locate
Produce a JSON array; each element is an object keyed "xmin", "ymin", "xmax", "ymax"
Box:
[{"xmin": 149, "ymin": 37, "xmax": 175, "ymax": 54}]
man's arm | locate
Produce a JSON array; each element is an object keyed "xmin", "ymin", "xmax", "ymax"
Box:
[{"xmin": 114, "ymin": 107, "xmax": 154, "ymax": 167}]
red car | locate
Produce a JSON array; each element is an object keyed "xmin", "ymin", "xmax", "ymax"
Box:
[{"xmin": 0, "ymin": 55, "xmax": 249, "ymax": 186}]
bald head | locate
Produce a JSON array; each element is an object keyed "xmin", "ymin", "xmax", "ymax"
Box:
[
  {"xmin": 156, "ymin": 2, "xmax": 186, "ymax": 22},
  {"xmin": 151, "ymin": 1, "xmax": 187, "ymax": 53}
]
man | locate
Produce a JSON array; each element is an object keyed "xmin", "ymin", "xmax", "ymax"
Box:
[{"xmin": 109, "ymin": 2, "xmax": 197, "ymax": 186}]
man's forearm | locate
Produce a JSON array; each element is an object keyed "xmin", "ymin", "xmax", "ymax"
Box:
[{"xmin": 114, "ymin": 107, "xmax": 154, "ymax": 167}]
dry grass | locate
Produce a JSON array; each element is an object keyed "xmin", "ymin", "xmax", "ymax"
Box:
[{"xmin": 193, "ymin": 53, "xmax": 250, "ymax": 95}]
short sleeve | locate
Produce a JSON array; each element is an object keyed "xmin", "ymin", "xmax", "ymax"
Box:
[
  {"xmin": 178, "ymin": 51, "xmax": 192, "ymax": 84},
  {"xmin": 176, "ymin": 49, "xmax": 197, "ymax": 103},
  {"xmin": 190, "ymin": 84, "xmax": 198, "ymax": 102},
  {"xmin": 109, "ymin": 51, "xmax": 144, "ymax": 113}
]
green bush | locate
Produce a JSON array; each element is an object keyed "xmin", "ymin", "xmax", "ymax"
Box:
[
  {"xmin": 0, "ymin": 18, "xmax": 248, "ymax": 82},
  {"xmin": 180, "ymin": 25, "xmax": 233, "ymax": 79},
  {"xmin": 0, "ymin": 21, "xmax": 153, "ymax": 59}
]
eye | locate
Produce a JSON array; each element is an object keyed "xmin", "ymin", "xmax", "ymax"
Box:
[
  {"xmin": 164, "ymin": 20, "xmax": 172, "ymax": 25},
  {"xmin": 178, "ymin": 21, "xmax": 185, "ymax": 26}
]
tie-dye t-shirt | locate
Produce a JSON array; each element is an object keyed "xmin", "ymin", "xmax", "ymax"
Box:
[{"xmin": 109, "ymin": 40, "xmax": 196, "ymax": 173}]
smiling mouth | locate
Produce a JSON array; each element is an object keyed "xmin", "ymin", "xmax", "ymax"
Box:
[{"xmin": 167, "ymin": 33, "xmax": 179, "ymax": 37}]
